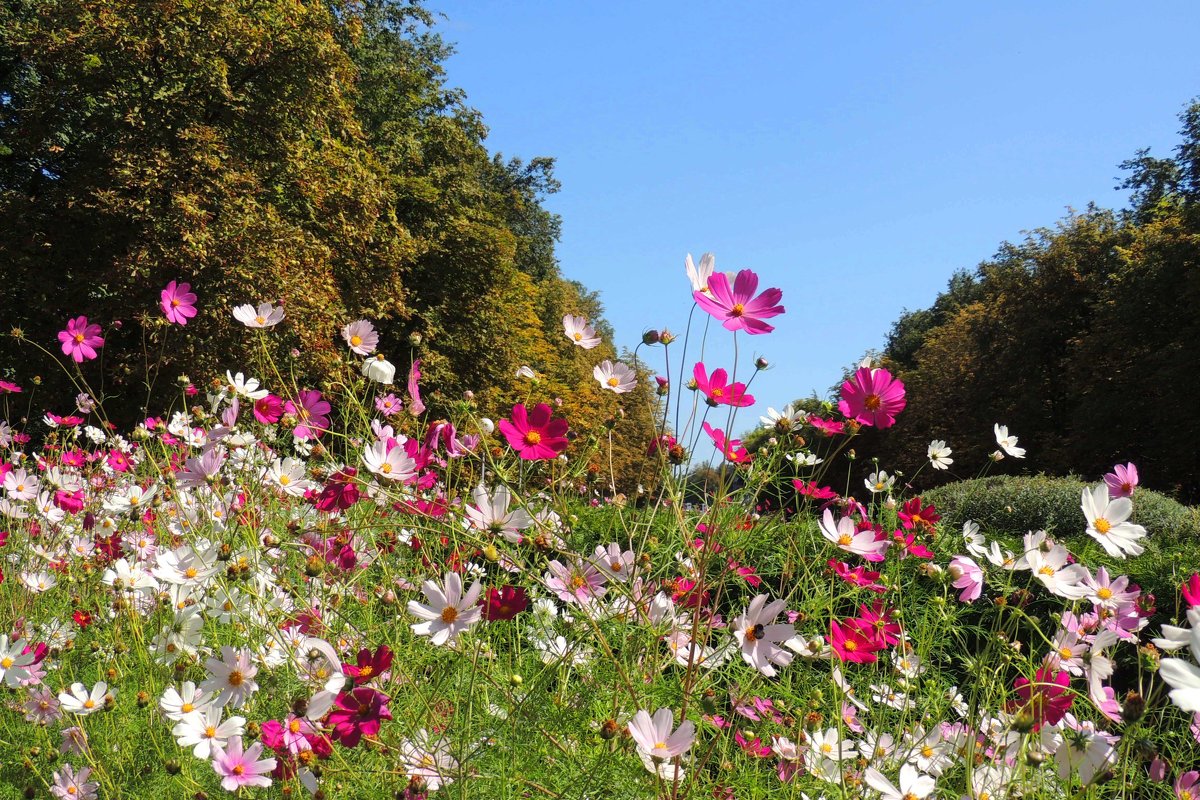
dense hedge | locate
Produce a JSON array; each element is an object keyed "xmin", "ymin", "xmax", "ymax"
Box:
[{"xmin": 927, "ymin": 474, "xmax": 1200, "ymax": 610}]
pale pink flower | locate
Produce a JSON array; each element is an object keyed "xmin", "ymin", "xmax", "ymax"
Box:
[
  {"xmin": 593, "ymin": 359, "xmax": 637, "ymax": 393},
  {"xmin": 211, "ymin": 736, "xmax": 275, "ymax": 791},
  {"xmin": 51, "ymin": 763, "xmax": 97, "ymax": 800},
  {"xmin": 732, "ymin": 595, "xmax": 795, "ymax": 677},
  {"xmin": 628, "ymin": 708, "xmax": 695, "ymax": 761},
  {"xmin": 562, "ymin": 314, "xmax": 600, "ymax": 349},
  {"xmin": 341, "ymin": 320, "xmax": 378, "ymax": 356},
  {"xmin": 948, "ymin": 555, "xmax": 983, "ymax": 603}
]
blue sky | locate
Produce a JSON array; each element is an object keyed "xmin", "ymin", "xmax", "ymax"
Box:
[{"xmin": 433, "ymin": 2, "xmax": 1200, "ymax": 441}]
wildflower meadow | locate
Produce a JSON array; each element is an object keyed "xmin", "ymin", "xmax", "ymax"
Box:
[{"xmin": 0, "ymin": 253, "xmax": 1198, "ymax": 800}]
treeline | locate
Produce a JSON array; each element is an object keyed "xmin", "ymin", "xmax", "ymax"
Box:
[
  {"xmin": 865, "ymin": 100, "xmax": 1200, "ymax": 501},
  {"xmin": 0, "ymin": 0, "xmax": 657, "ymax": 490}
]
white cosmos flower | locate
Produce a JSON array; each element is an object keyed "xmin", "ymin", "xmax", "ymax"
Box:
[
  {"xmin": 58, "ymin": 682, "xmax": 109, "ymax": 716},
  {"xmin": 993, "ymin": 424, "xmax": 1026, "ymax": 458},
  {"xmin": 159, "ymin": 682, "xmax": 208, "ymax": 721},
  {"xmin": 760, "ymin": 404, "xmax": 807, "ymax": 432},
  {"xmin": 731, "ymin": 595, "xmax": 795, "ymax": 677},
  {"xmin": 408, "ymin": 571, "xmax": 483, "ymax": 646},
  {"xmin": 0, "ymin": 636, "xmax": 35, "ymax": 687},
  {"xmin": 685, "ymin": 252, "xmax": 716, "ymax": 294},
  {"xmin": 593, "ymin": 359, "xmax": 638, "ymax": 393},
  {"xmin": 864, "ymin": 764, "xmax": 936, "ymax": 800},
  {"xmin": 627, "ymin": 708, "xmax": 695, "ymax": 761},
  {"xmin": 232, "ymin": 302, "xmax": 284, "ymax": 328},
  {"xmin": 1081, "ymin": 484, "xmax": 1146, "ymax": 558},
  {"xmin": 224, "ymin": 371, "xmax": 268, "ymax": 401},
  {"xmin": 173, "ymin": 704, "xmax": 245, "ymax": 760},
  {"xmin": 362, "ymin": 354, "xmax": 396, "ymax": 385},
  {"xmin": 927, "ymin": 439, "xmax": 953, "ymax": 469},
  {"xmin": 201, "ymin": 647, "xmax": 260, "ymax": 709},
  {"xmin": 464, "ymin": 484, "xmax": 532, "ymax": 543}
]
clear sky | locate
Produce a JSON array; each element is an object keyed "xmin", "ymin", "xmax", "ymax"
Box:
[{"xmin": 432, "ymin": 1, "xmax": 1200, "ymax": 441}]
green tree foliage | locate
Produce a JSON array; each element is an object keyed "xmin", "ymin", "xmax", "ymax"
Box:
[
  {"xmin": 0, "ymin": 0, "xmax": 659, "ymax": 489},
  {"xmin": 868, "ymin": 100, "xmax": 1200, "ymax": 500}
]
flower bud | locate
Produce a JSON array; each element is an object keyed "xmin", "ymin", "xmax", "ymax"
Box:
[
  {"xmin": 479, "ymin": 417, "xmax": 495, "ymax": 435},
  {"xmin": 641, "ymin": 329, "xmax": 660, "ymax": 345},
  {"xmin": 755, "ymin": 356, "xmax": 769, "ymax": 370}
]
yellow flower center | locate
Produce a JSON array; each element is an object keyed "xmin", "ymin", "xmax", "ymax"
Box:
[
  {"xmin": 83, "ymin": 699, "xmax": 95, "ymax": 709},
  {"xmin": 350, "ymin": 335, "xmax": 363, "ymax": 347},
  {"xmin": 607, "ymin": 377, "xmax": 620, "ymax": 387},
  {"xmin": 171, "ymin": 298, "xmax": 181, "ymax": 307},
  {"xmin": 185, "ymin": 567, "xmax": 198, "ymax": 579},
  {"xmin": 1038, "ymin": 566, "xmax": 1055, "ymax": 576},
  {"xmin": 73, "ymin": 333, "xmax": 85, "ymax": 343},
  {"xmin": 864, "ymin": 394, "xmax": 882, "ymax": 411},
  {"xmin": 523, "ymin": 431, "xmax": 542, "ymax": 446},
  {"xmin": 820, "ymin": 743, "xmax": 832, "ymax": 754},
  {"xmin": 359, "ymin": 665, "xmax": 373, "ymax": 678},
  {"xmin": 1094, "ymin": 517, "xmax": 1112, "ymax": 534},
  {"xmin": 1097, "ymin": 587, "xmax": 1113, "ymax": 599},
  {"xmin": 0, "ymin": 657, "xmax": 12, "ymax": 669},
  {"xmin": 233, "ymin": 765, "xmax": 245, "ymax": 776},
  {"xmin": 181, "ymin": 702, "xmax": 194, "ymax": 713},
  {"xmin": 921, "ymin": 745, "xmax": 933, "ymax": 758},
  {"xmin": 289, "ymin": 719, "xmax": 302, "ymax": 733},
  {"xmin": 838, "ymin": 534, "xmax": 853, "ymax": 546},
  {"xmin": 255, "ymin": 316, "xmax": 266, "ymax": 325},
  {"xmin": 570, "ymin": 574, "xmax": 586, "ymax": 590},
  {"xmin": 205, "ymin": 725, "xmax": 217, "ymax": 737},
  {"xmin": 730, "ymin": 303, "xmax": 745, "ymax": 317},
  {"xmin": 1059, "ymin": 646, "xmax": 1073, "ymax": 659},
  {"xmin": 843, "ymin": 640, "xmax": 858, "ymax": 652},
  {"xmin": 227, "ymin": 670, "xmax": 244, "ymax": 687},
  {"xmin": 279, "ymin": 475, "xmax": 291, "ymax": 485},
  {"xmin": 573, "ymin": 332, "xmax": 583, "ymax": 341},
  {"xmin": 441, "ymin": 606, "xmax": 459, "ymax": 624},
  {"xmin": 380, "ymin": 463, "xmax": 392, "ymax": 474}
]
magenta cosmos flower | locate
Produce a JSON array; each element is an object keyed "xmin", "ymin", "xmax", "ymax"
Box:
[
  {"xmin": 286, "ymin": 389, "xmax": 331, "ymax": 440},
  {"xmin": 1103, "ymin": 462, "xmax": 1139, "ymax": 498},
  {"xmin": 328, "ymin": 687, "xmax": 393, "ymax": 748},
  {"xmin": 693, "ymin": 362, "xmax": 753, "ymax": 407},
  {"xmin": 57, "ymin": 317, "xmax": 104, "ymax": 363},
  {"xmin": 838, "ymin": 367, "xmax": 906, "ymax": 429},
  {"xmin": 160, "ymin": 280, "xmax": 197, "ymax": 326},
  {"xmin": 498, "ymin": 403, "xmax": 568, "ymax": 460},
  {"xmin": 693, "ymin": 269, "xmax": 784, "ymax": 335}
]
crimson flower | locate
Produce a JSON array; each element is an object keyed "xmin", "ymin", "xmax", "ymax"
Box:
[
  {"xmin": 693, "ymin": 363, "xmax": 754, "ymax": 407},
  {"xmin": 160, "ymin": 280, "xmax": 198, "ymax": 326},
  {"xmin": 693, "ymin": 269, "xmax": 784, "ymax": 335},
  {"xmin": 857, "ymin": 600, "xmax": 902, "ymax": 646},
  {"xmin": 314, "ymin": 468, "xmax": 361, "ymax": 512},
  {"xmin": 837, "ymin": 367, "xmax": 906, "ymax": 429},
  {"xmin": 344, "ymin": 645, "xmax": 393, "ymax": 685},
  {"xmin": 1011, "ymin": 669, "xmax": 1073, "ymax": 730},
  {"xmin": 498, "ymin": 403, "xmax": 569, "ymax": 460},
  {"xmin": 328, "ymin": 687, "xmax": 392, "ymax": 748},
  {"xmin": 897, "ymin": 497, "xmax": 940, "ymax": 531},
  {"xmin": 481, "ymin": 586, "xmax": 529, "ymax": 621},
  {"xmin": 57, "ymin": 317, "xmax": 104, "ymax": 363}
]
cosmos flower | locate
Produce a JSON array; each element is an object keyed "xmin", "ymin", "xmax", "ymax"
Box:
[
  {"xmin": 160, "ymin": 281, "xmax": 198, "ymax": 326},
  {"xmin": 628, "ymin": 708, "xmax": 695, "ymax": 761},
  {"xmin": 342, "ymin": 320, "xmax": 379, "ymax": 355},
  {"xmin": 211, "ymin": 736, "xmax": 276, "ymax": 791},
  {"xmin": 498, "ymin": 403, "xmax": 569, "ymax": 461},
  {"xmin": 732, "ymin": 595, "xmax": 795, "ymax": 677},
  {"xmin": 927, "ymin": 439, "xmax": 953, "ymax": 470},
  {"xmin": 57, "ymin": 317, "xmax": 104, "ymax": 363},
  {"xmin": 993, "ymin": 424, "xmax": 1026, "ymax": 458},
  {"xmin": 563, "ymin": 314, "xmax": 600, "ymax": 348},
  {"xmin": 693, "ymin": 362, "xmax": 753, "ymax": 407},
  {"xmin": 408, "ymin": 571, "xmax": 483, "ymax": 646},
  {"xmin": 1081, "ymin": 484, "xmax": 1146, "ymax": 559},
  {"xmin": 232, "ymin": 302, "xmax": 284, "ymax": 328},
  {"xmin": 838, "ymin": 367, "xmax": 906, "ymax": 429},
  {"xmin": 693, "ymin": 269, "xmax": 784, "ymax": 334},
  {"xmin": 594, "ymin": 359, "xmax": 638, "ymax": 393}
]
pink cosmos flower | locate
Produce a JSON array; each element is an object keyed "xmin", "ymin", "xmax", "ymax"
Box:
[
  {"xmin": 693, "ymin": 269, "xmax": 785, "ymax": 335},
  {"xmin": 808, "ymin": 415, "xmax": 846, "ymax": 436},
  {"xmin": 829, "ymin": 560, "xmax": 886, "ymax": 593},
  {"xmin": 545, "ymin": 557, "xmax": 608, "ymax": 606},
  {"xmin": 819, "ymin": 509, "xmax": 888, "ymax": 562},
  {"xmin": 286, "ymin": 390, "xmax": 331, "ymax": 440},
  {"xmin": 1177, "ymin": 771, "xmax": 1199, "ymax": 800},
  {"xmin": 160, "ymin": 280, "xmax": 197, "ymax": 326},
  {"xmin": 828, "ymin": 618, "xmax": 885, "ymax": 664},
  {"xmin": 57, "ymin": 317, "xmax": 104, "ymax": 363},
  {"xmin": 498, "ymin": 403, "xmax": 569, "ymax": 460},
  {"xmin": 211, "ymin": 736, "xmax": 276, "ymax": 790},
  {"xmin": 838, "ymin": 367, "xmax": 906, "ymax": 429},
  {"xmin": 253, "ymin": 394, "xmax": 284, "ymax": 425},
  {"xmin": 51, "ymin": 763, "xmax": 97, "ymax": 800},
  {"xmin": 0, "ymin": 380, "xmax": 21, "ymax": 393},
  {"xmin": 1103, "ymin": 462, "xmax": 1139, "ymax": 498},
  {"xmin": 703, "ymin": 422, "xmax": 751, "ymax": 464},
  {"xmin": 406, "ymin": 360, "xmax": 425, "ymax": 416},
  {"xmin": 341, "ymin": 320, "xmax": 379, "ymax": 356},
  {"xmin": 693, "ymin": 363, "xmax": 754, "ymax": 407},
  {"xmin": 1182, "ymin": 573, "xmax": 1200, "ymax": 609},
  {"xmin": 948, "ymin": 555, "xmax": 983, "ymax": 603}
]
